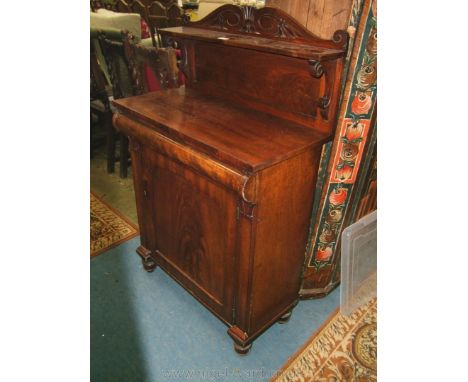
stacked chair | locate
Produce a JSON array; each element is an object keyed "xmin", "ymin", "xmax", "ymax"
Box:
[
  {"xmin": 91, "ymin": 0, "xmax": 186, "ymax": 177},
  {"xmin": 94, "ymin": 28, "xmax": 179, "ymax": 178},
  {"xmin": 92, "ymin": 0, "xmax": 188, "ymax": 47},
  {"xmin": 90, "ymin": 29, "xmax": 112, "ymax": 158}
]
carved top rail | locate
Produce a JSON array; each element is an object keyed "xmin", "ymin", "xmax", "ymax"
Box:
[
  {"xmin": 190, "ymin": 5, "xmax": 348, "ymax": 51},
  {"xmin": 159, "ymin": 6, "xmax": 347, "ymax": 62}
]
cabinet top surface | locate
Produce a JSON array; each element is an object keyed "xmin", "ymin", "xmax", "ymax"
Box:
[{"xmin": 113, "ymin": 88, "xmax": 329, "ymax": 174}]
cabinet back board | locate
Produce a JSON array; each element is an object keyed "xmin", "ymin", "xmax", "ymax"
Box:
[{"xmin": 193, "ymin": 43, "xmax": 322, "ymax": 120}]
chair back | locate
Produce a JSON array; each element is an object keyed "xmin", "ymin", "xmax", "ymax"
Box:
[
  {"xmin": 94, "ymin": 0, "xmax": 188, "ymax": 47},
  {"xmin": 90, "ymin": 30, "xmax": 110, "ymax": 106},
  {"xmin": 147, "ymin": 1, "xmax": 188, "ymax": 45},
  {"xmin": 166, "ymin": 3, "xmax": 187, "ymax": 27},
  {"xmin": 98, "ymin": 28, "xmax": 179, "ymax": 99},
  {"xmin": 147, "ymin": 1, "xmax": 169, "ymax": 45},
  {"xmin": 113, "ymin": 0, "xmax": 147, "ymax": 17},
  {"xmin": 126, "ymin": 43, "xmax": 179, "ymax": 95},
  {"xmin": 98, "ymin": 29, "xmax": 135, "ymax": 100}
]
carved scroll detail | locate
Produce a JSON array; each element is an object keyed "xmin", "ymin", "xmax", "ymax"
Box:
[
  {"xmin": 332, "ymin": 30, "xmax": 349, "ymax": 48},
  {"xmin": 191, "ymin": 5, "xmax": 348, "ymax": 49},
  {"xmin": 197, "ymin": 5, "xmax": 307, "ymax": 39},
  {"xmin": 309, "ymin": 59, "xmax": 325, "ymax": 78},
  {"xmin": 308, "ymin": 59, "xmax": 331, "ymax": 118},
  {"xmin": 317, "ymin": 96, "xmax": 331, "ymax": 111}
]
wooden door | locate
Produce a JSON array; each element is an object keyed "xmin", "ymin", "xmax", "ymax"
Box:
[{"xmin": 148, "ymin": 150, "xmax": 238, "ymax": 322}]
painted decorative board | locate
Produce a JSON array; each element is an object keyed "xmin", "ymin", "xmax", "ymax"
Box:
[{"xmin": 300, "ymin": 0, "xmax": 377, "ymax": 297}]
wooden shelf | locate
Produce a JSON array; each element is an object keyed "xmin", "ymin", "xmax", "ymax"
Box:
[{"xmin": 160, "ymin": 26, "xmax": 346, "ymax": 61}]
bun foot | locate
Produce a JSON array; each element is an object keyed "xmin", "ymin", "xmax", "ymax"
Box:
[
  {"xmin": 143, "ymin": 257, "xmax": 157, "ymax": 272},
  {"xmin": 234, "ymin": 342, "xmax": 252, "ymax": 355},
  {"xmin": 136, "ymin": 246, "xmax": 157, "ymax": 272},
  {"xmin": 278, "ymin": 310, "xmax": 292, "ymax": 324}
]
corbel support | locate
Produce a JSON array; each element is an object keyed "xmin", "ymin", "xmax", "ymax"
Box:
[
  {"xmin": 308, "ymin": 59, "xmax": 331, "ymax": 119},
  {"xmin": 237, "ymin": 199, "xmax": 256, "ymax": 221}
]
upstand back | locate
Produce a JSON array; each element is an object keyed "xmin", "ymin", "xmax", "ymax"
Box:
[{"xmin": 112, "ymin": 5, "xmax": 347, "ymax": 354}]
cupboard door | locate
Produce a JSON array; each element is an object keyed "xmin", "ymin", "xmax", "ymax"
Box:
[{"xmin": 150, "ymin": 152, "xmax": 238, "ymax": 321}]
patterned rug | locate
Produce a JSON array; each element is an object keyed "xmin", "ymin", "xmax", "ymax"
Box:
[
  {"xmin": 272, "ymin": 298, "xmax": 377, "ymax": 382},
  {"xmin": 90, "ymin": 192, "xmax": 138, "ymax": 257}
]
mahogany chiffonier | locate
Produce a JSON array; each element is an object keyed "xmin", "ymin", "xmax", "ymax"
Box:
[{"xmin": 112, "ymin": 5, "xmax": 347, "ymax": 354}]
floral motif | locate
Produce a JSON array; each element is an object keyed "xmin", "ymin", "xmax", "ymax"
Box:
[
  {"xmin": 329, "ymin": 187, "xmax": 348, "ymax": 206},
  {"xmin": 335, "ymin": 161, "xmax": 354, "ymax": 181},
  {"xmin": 353, "ymin": 322, "xmax": 377, "ymax": 370},
  {"xmin": 351, "ymin": 91, "xmax": 373, "ymax": 115},
  {"xmin": 357, "ymin": 63, "xmax": 376, "ymax": 90},
  {"xmin": 346, "ymin": 119, "xmax": 366, "ymax": 140},
  {"xmin": 326, "ymin": 207, "xmax": 343, "ymax": 223},
  {"xmin": 341, "ymin": 142, "xmax": 360, "ymax": 161},
  {"xmin": 319, "ymin": 228, "xmax": 337, "ymax": 243},
  {"xmin": 316, "ymin": 245, "xmax": 334, "ymax": 261}
]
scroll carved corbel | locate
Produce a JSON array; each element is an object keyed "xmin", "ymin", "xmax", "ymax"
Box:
[
  {"xmin": 309, "ymin": 59, "xmax": 331, "ymax": 119},
  {"xmin": 309, "ymin": 60, "xmax": 325, "ymax": 78},
  {"xmin": 237, "ymin": 174, "xmax": 257, "ymax": 221},
  {"xmin": 237, "ymin": 199, "xmax": 256, "ymax": 220}
]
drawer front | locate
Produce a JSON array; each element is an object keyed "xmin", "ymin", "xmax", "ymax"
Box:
[
  {"xmin": 114, "ymin": 113, "xmax": 249, "ymax": 196},
  {"xmin": 146, "ymin": 148, "xmax": 238, "ymax": 322}
]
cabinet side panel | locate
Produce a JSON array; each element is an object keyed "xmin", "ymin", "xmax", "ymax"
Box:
[{"xmin": 249, "ymin": 149, "xmax": 321, "ymax": 333}]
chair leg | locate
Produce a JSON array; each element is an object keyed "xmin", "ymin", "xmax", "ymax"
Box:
[
  {"xmin": 106, "ymin": 111, "xmax": 116, "ymax": 174},
  {"xmin": 120, "ymin": 134, "xmax": 129, "ymax": 178}
]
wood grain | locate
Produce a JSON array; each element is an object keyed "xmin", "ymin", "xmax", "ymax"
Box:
[
  {"xmin": 265, "ymin": 0, "xmax": 310, "ymax": 28},
  {"xmin": 307, "ymin": 0, "xmax": 352, "ymax": 39},
  {"xmin": 266, "ymin": 0, "xmax": 352, "ymax": 39}
]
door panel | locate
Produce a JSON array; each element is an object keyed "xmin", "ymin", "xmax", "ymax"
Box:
[{"xmin": 149, "ymin": 151, "xmax": 237, "ymax": 320}]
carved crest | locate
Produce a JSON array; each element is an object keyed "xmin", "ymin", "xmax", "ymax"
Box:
[{"xmin": 191, "ymin": 5, "xmax": 348, "ymax": 50}]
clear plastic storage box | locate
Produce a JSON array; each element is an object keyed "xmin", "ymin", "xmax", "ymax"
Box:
[{"xmin": 340, "ymin": 210, "xmax": 377, "ymax": 316}]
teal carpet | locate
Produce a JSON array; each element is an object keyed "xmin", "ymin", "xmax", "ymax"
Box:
[{"xmin": 91, "ymin": 236, "xmax": 339, "ymax": 381}]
